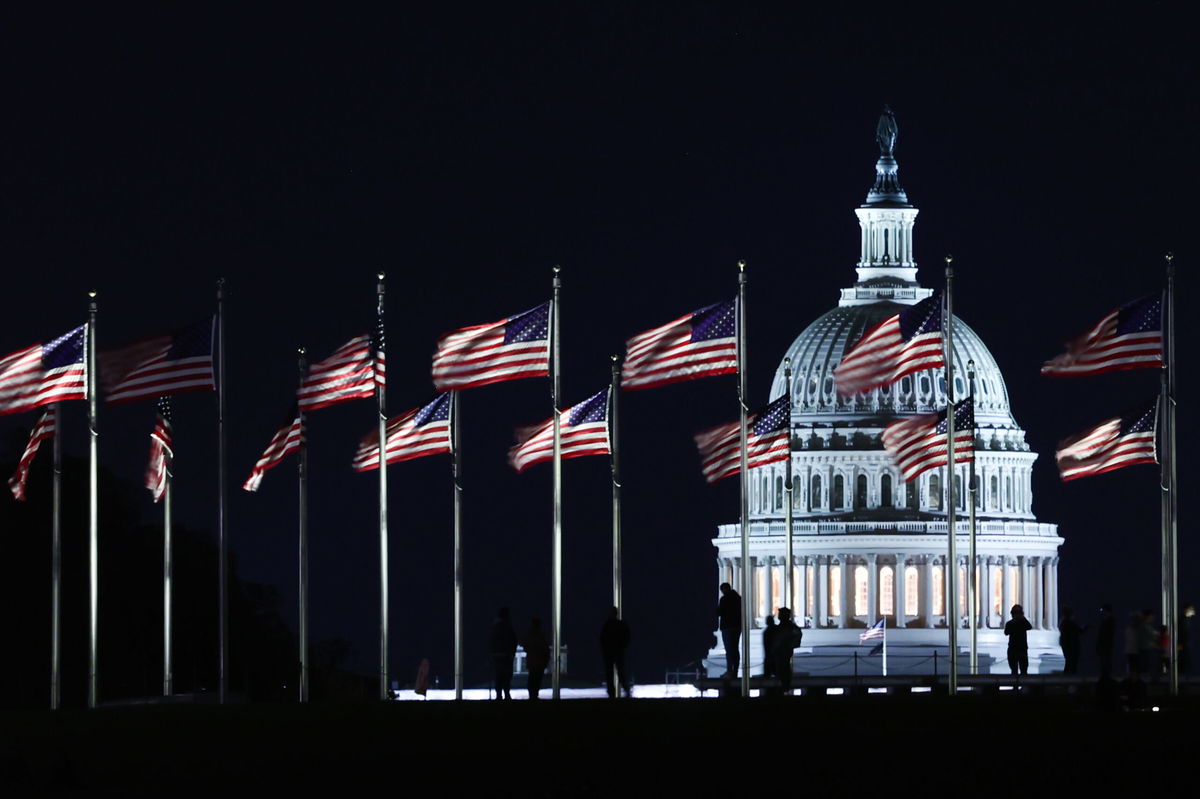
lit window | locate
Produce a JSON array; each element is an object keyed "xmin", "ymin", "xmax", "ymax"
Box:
[
  {"xmin": 933, "ymin": 564, "xmax": 945, "ymax": 616},
  {"xmin": 989, "ymin": 475, "xmax": 999, "ymax": 510},
  {"xmin": 880, "ymin": 566, "xmax": 894, "ymax": 615},
  {"xmin": 811, "ymin": 475, "xmax": 822, "ymax": 511},
  {"xmin": 904, "ymin": 566, "xmax": 919, "ymax": 616},
  {"xmin": 854, "ymin": 565, "xmax": 868, "ymax": 617},
  {"xmin": 774, "ymin": 476, "xmax": 783, "ymax": 512},
  {"xmin": 992, "ymin": 566, "xmax": 1003, "ymax": 615},
  {"xmin": 770, "ymin": 565, "xmax": 781, "ymax": 614},
  {"xmin": 829, "ymin": 565, "xmax": 842, "ymax": 617},
  {"xmin": 958, "ymin": 566, "xmax": 968, "ymax": 617},
  {"xmin": 929, "ymin": 473, "xmax": 942, "ymax": 511},
  {"xmin": 756, "ymin": 566, "xmax": 766, "ymax": 619},
  {"xmin": 807, "ymin": 565, "xmax": 815, "ymax": 621},
  {"xmin": 792, "ymin": 565, "xmax": 801, "ymax": 615}
]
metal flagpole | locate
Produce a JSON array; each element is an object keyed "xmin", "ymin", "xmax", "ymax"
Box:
[
  {"xmin": 162, "ymin": 398, "xmax": 173, "ymax": 697},
  {"xmin": 298, "ymin": 349, "xmax": 309, "ymax": 703},
  {"xmin": 551, "ymin": 266, "xmax": 563, "ymax": 699},
  {"xmin": 51, "ymin": 402, "xmax": 62, "ymax": 710},
  {"xmin": 784, "ymin": 358, "xmax": 794, "ymax": 615},
  {"xmin": 737, "ymin": 260, "xmax": 751, "ymax": 698},
  {"xmin": 883, "ymin": 617, "xmax": 888, "ymax": 677},
  {"xmin": 1165, "ymin": 252, "xmax": 1178, "ymax": 696},
  {"xmin": 376, "ymin": 273, "xmax": 389, "ymax": 701},
  {"xmin": 610, "ymin": 357, "xmax": 622, "ymax": 616},
  {"xmin": 87, "ymin": 291, "xmax": 99, "ymax": 709},
  {"xmin": 967, "ymin": 361, "xmax": 978, "ymax": 676},
  {"xmin": 944, "ymin": 256, "xmax": 958, "ymax": 695},
  {"xmin": 216, "ymin": 279, "xmax": 228, "ymax": 704},
  {"xmin": 451, "ymin": 390, "xmax": 463, "ymax": 700}
]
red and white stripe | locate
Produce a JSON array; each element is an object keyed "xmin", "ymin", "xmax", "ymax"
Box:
[
  {"xmin": 144, "ymin": 412, "xmax": 174, "ymax": 502},
  {"xmin": 693, "ymin": 420, "xmax": 788, "ymax": 485},
  {"xmin": 297, "ymin": 335, "xmax": 377, "ymax": 411},
  {"xmin": 882, "ymin": 412, "xmax": 974, "ymax": 482},
  {"xmin": 0, "ymin": 339, "xmax": 86, "ymax": 416},
  {"xmin": 102, "ymin": 339, "xmax": 213, "ymax": 405},
  {"xmin": 7, "ymin": 407, "xmax": 56, "ymax": 501},
  {"xmin": 353, "ymin": 406, "xmax": 451, "ymax": 471},
  {"xmin": 432, "ymin": 318, "xmax": 549, "ymax": 391},
  {"xmin": 1055, "ymin": 417, "xmax": 1157, "ymax": 482},
  {"xmin": 834, "ymin": 314, "xmax": 944, "ymax": 398},
  {"xmin": 508, "ymin": 409, "xmax": 610, "ymax": 473},
  {"xmin": 243, "ymin": 414, "xmax": 304, "ymax": 492},
  {"xmin": 621, "ymin": 308, "xmax": 737, "ymax": 391},
  {"xmin": 1041, "ymin": 309, "xmax": 1162, "ymax": 377}
]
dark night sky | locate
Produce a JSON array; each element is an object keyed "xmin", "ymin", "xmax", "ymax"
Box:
[{"xmin": 2, "ymin": 5, "xmax": 1196, "ymax": 688}]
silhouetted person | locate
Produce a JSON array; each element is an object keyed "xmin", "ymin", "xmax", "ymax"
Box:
[
  {"xmin": 1004, "ymin": 604, "xmax": 1032, "ymax": 677},
  {"xmin": 771, "ymin": 607, "xmax": 803, "ymax": 694},
  {"xmin": 1137, "ymin": 609, "xmax": 1159, "ymax": 680},
  {"xmin": 489, "ymin": 607, "xmax": 517, "ymax": 700},
  {"xmin": 762, "ymin": 615, "xmax": 778, "ymax": 678},
  {"xmin": 1096, "ymin": 603, "xmax": 1115, "ymax": 678},
  {"xmin": 1179, "ymin": 604, "xmax": 1195, "ymax": 675},
  {"xmin": 717, "ymin": 583, "xmax": 742, "ymax": 679},
  {"xmin": 523, "ymin": 617, "xmax": 549, "ymax": 700},
  {"xmin": 600, "ymin": 607, "xmax": 631, "ymax": 698},
  {"xmin": 1059, "ymin": 607, "xmax": 1086, "ymax": 674}
]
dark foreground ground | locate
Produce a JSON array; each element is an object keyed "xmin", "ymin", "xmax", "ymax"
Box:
[{"xmin": 3, "ymin": 690, "xmax": 1196, "ymax": 795}]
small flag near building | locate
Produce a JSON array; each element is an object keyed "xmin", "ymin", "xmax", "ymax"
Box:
[
  {"xmin": 621, "ymin": 300, "xmax": 737, "ymax": 390},
  {"xmin": 354, "ymin": 393, "xmax": 453, "ymax": 470},
  {"xmin": 508, "ymin": 388, "xmax": 611, "ymax": 472},
  {"xmin": 834, "ymin": 293, "xmax": 944, "ymax": 397},
  {"xmin": 100, "ymin": 317, "xmax": 215, "ymax": 404},
  {"xmin": 882, "ymin": 398, "xmax": 975, "ymax": 481},
  {"xmin": 1041, "ymin": 293, "xmax": 1163, "ymax": 377},
  {"xmin": 1055, "ymin": 401, "xmax": 1158, "ymax": 481},
  {"xmin": 694, "ymin": 395, "xmax": 790, "ymax": 485},
  {"xmin": 0, "ymin": 326, "xmax": 87, "ymax": 416},
  {"xmin": 244, "ymin": 409, "xmax": 304, "ymax": 492},
  {"xmin": 860, "ymin": 618, "xmax": 885, "ymax": 643},
  {"xmin": 145, "ymin": 399, "xmax": 174, "ymax": 502},
  {"xmin": 297, "ymin": 335, "xmax": 379, "ymax": 411},
  {"xmin": 432, "ymin": 303, "xmax": 551, "ymax": 391},
  {"xmin": 7, "ymin": 407, "xmax": 56, "ymax": 501}
]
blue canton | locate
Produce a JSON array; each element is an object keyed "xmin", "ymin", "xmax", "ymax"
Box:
[{"xmin": 504, "ymin": 303, "xmax": 551, "ymax": 344}]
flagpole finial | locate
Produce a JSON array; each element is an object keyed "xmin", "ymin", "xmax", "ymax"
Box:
[
  {"xmin": 298, "ymin": 346, "xmax": 305, "ymax": 356},
  {"xmin": 737, "ymin": 259, "xmax": 746, "ymax": 272},
  {"xmin": 1165, "ymin": 252, "xmax": 1174, "ymax": 264},
  {"xmin": 378, "ymin": 271, "xmax": 385, "ymax": 281},
  {"xmin": 611, "ymin": 353, "xmax": 619, "ymax": 365}
]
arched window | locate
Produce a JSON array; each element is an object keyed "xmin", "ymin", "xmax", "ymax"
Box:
[
  {"xmin": 855, "ymin": 474, "xmax": 868, "ymax": 509},
  {"xmin": 760, "ymin": 475, "xmax": 768, "ymax": 512},
  {"xmin": 933, "ymin": 563, "xmax": 945, "ymax": 616},
  {"xmin": 989, "ymin": 475, "xmax": 999, "ymax": 510},
  {"xmin": 904, "ymin": 566, "xmax": 919, "ymax": 616},
  {"xmin": 1005, "ymin": 475, "xmax": 1013, "ymax": 510},
  {"xmin": 905, "ymin": 480, "xmax": 917, "ymax": 509},
  {"xmin": 793, "ymin": 476, "xmax": 803, "ymax": 509},
  {"xmin": 880, "ymin": 474, "xmax": 893, "ymax": 508},
  {"xmin": 879, "ymin": 566, "xmax": 894, "ymax": 615},
  {"xmin": 828, "ymin": 565, "xmax": 842, "ymax": 617},
  {"xmin": 854, "ymin": 565, "xmax": 869, "ymax": 616},
  {"xmin": 774, "ymin": 475, "xmax": 784, "ymax": 511},
  {"xmin": 811, "ymin": 475, "xmax": 822, "ymax": 511},
  {"xmin": 833, "ymin": 475, "xmax": 845, "ymax": 509},
  {"xmin": 929, "ymin": 473, "xmax": 942, "ymax": 511},
  {"xmin": 953, "ymin": 474, "xmax": 962, "ymax": 510}
]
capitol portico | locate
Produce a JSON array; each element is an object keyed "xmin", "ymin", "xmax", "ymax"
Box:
[{"xmin": 705, "ymin": 109, "xmax": 1063, "ymax": 677}]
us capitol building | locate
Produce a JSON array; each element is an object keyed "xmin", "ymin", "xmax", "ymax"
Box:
[{"xmin": 706, "ymin": 110, "xmax": 1063, "ymax": 676}]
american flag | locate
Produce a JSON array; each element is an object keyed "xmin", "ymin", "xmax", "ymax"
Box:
[
  {"xmin": 1041, "ymin": 293, "xmax": 1163, "ymax": 377},
  {"xmin": 693, "ymin": 395, "xmax": 790, "ymax": 485},
  {"xmin": 508, "ymin": 388, "xmax": 611, "ymax": 473},
  {"xmin": 1056, "ymin": 401, "xmax": 1157, "ymax": 481},
  {"xmin": 881, "ymin": 398, "xmax": 975, "ymax": 481},
  {"xmin": 145, "ymin": 399, "xmax": 173, "ymax": 503},
  {"xmin": 100, "ymin": 317, "xmax": 215, "ymax": 404},
  {"xmin": 243, "ymin": 409, "xmax": 304, "ymax": 492},
  {"xmin": 432, "ymin": 303, "xmax": 550, "ymax": 391},
  {"xmin": 7, "ymin": 407, "xmax": 56, "ymax": 501},
  {"xmin": 0, "ymin": 326, "xmax": 87, "ymax": 416},
  {"xmin": 353, "ymin": 393, "xmax": 452, "ymax": 471},
  {"xmin": 860, "ymin": 618, "xmax": 885, "ymax": 643},
  {"xmin": 621, "ymin": 300, "xmax": 737, "ymax": 390},
  {"xmin": 297, "ymin": 334, "xmax": 378, "ymax": 411},
  {"xmin": 834, "ymin": 293, "xmax": 944, "ymax": 397}
]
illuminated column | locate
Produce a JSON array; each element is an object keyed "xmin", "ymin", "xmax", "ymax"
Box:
[
  {"xmin": 922, "ymin": 556, "xmax": 934, "ymax": 627},
  {"xmin": 763, "ymin": 556, "xmax": 774, "ymax": 622},
  {"xmin": 796, "ymin": 555, "xmax": 808, "ymax": 624},
  {"xmin": 895, "ymin": 553, "xmax": 907, "ymax": 628},
  {"xmin": 838, "ymin": 555, "xmax": 850, "ymax": 629},
  {"xmin": 1050, "ymin": 557, "xmax": 1060, "ymax": 630},
  {"xmin": 816, "ymin": 556, "xmax": 828, "ymax": 628},
  {"xmin": 867, "ymin": 553, "xmax": 878, "ymax": 626},
  {"xmin": 1001, "ymin": 556, "xmax": 1013, "ymax": 622}
]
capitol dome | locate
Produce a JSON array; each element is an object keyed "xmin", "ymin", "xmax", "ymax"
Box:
[{"xmin": 705, "ymin": 109, "xmax": 1062, "ymax": 678}]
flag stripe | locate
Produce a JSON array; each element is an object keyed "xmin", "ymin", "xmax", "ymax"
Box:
[
  {"xmin": 102, "ymin": 318, "xmax": 215, "ymax": 404},
  {"xmin": 693, "ymin": 396, "xmax": 790, "ymax": 485},
  {"xmin": 834, "ymin": 295, "xmax": 944, "ymax": 397},
  {"xmin": 1042, "ymin": 295, "xmax": 1163, "ymax": 377},
  {"xmin": 7, "ymin": 407, "xmax": 56, "ymax": 501},
  {"xmin": 508, "ymin": 388, "xmax": 611, "ymax": 472},
  {"xmin": 354, "ymin": 395, "xmax": 453, "ymax": 470},
  {"xmin": 621, "ymin": 301, "xmax": 737, "ymax": 391},
  {"xmin": 243, "ymin": 413, "xmax": 304, "ymax": 492},
  {"xmin": 881, "ymin": 399, "xmax": 975, "ymax": 482},
  {"xmin": 1055, "ymin": 403, "xmax": 1157, "ymax": 481},
  {"xmin": 0, "ymin": 327, "xmax": 87, "ymax": 416},
  {"xmin": 297, "ymin": 335, "xmax": 380, "ymax": 411},
  {"xmin": 432, "ymin": 304, "xmax": 551, "ymax": 391}
]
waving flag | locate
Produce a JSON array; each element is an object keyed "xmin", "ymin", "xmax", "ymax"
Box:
[
  {"xmin": 7, "ymin": 407, "xmax": 56, "ymax": 501},
  {"xmin": 243, "ymin": 409, "xmax": 304, "ymax": 492},
  {"xmin": 834, "ymin": 293, "xmax": 944, "ymax": 397},
  {"xmin": 145, "ymin": 400, "xmax": 174, "ymax": 502},
  {"xmin": 1041, "ymin": 293, "xmax": 1163, "ymax": 377},
  {"xmin": 354, "ymin": 394, "xmax": 452, "ymax": 470},
  {"xmin": 1056, "ymin": 402, "xmax": 1157, "ymax": 481},
  {"xmin": 100, "ymin": 317, "xmax": 214, "ymax": 404},
  {"xmin": 694, "ymin": 395, "xmax": 790, "ymax": 485},
  {"xmin": 0, "ymin": 326, "xmax": 86, "ymax": 416},
  {"xmin": 621, "ymin": 300, "xmax": 737, "ymax": 390},
  {"xmin": 432, "ymin": 303, "xmax": 551, "ymax": 390},
  {"xmin": 297, "ymin": 335, "xmax": 378, "ymax": 411},
  {"xmin": 508, "ymin": 388, "xmax": 610, "ymax": 473},
  {"xmin": 882, "ymin": 398, "xmax": 975, "ymax": 481},
  {"xmin": 860, "ymin": 618, "xmax": 885, "ymax": 643}
]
